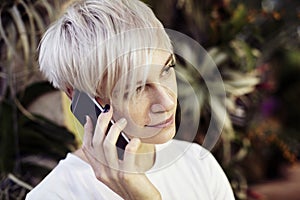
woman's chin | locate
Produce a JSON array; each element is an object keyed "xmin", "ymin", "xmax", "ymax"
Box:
[{"xmin": 141, "ymin": 126, "xmax": 176, "ymax": 144}]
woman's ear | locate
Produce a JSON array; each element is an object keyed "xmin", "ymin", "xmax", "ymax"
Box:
[
  {"xmin": 65, "ymin": 87, "xmax": 74, "ymax": 100},
  {"xmin": 95, "ymin": 96, "xmax": 107, "ymax": 107}
]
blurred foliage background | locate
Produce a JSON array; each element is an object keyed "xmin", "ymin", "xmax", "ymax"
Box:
[{"xmin": 0, "ymin": 0, "xmax": 299, "ymax": 199}]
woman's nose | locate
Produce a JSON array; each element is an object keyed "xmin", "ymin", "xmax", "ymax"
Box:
[{"xmin": 151, "ymin": 85, "xmax": 176, "ymax": 113}]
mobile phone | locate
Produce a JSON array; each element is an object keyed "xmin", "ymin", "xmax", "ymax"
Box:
[{"xmin": 70, "ymin": 89, "xmax": 129, "ymax": 160}]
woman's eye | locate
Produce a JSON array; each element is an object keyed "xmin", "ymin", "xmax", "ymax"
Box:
[
  {"xmin": 136, "ymin": 86, "xmax": 143, "ymax": 93},
  {"xmin": 161, "ymin": 64, "xmax": 175, "ymax": 76}
]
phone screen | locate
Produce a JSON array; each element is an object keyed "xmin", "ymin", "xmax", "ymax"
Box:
[{"xmin": 71, "ymin": 89, "xmax": 129, "ymax": 159}]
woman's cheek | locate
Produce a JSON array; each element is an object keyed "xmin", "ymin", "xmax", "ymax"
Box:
[{"xmin": 128, "ymin": 102, "xmax": 150, "ymax": 126}]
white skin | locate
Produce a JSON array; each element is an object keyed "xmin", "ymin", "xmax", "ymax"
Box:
[{"xmin": 72, "ymin": 50, "xmax": 177, "ymax": 200}]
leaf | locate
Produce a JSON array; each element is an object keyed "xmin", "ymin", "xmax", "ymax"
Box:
[
  {"xmin": 9, "ymin": 5, "xmax": 30, "ymax": 67},
  {"xmin": 0, "ymin": 7, "xmax": 17, "ymax": 61},
  {"xmin": 29, "ymin": 2, "xmax": 45, "ymax": 32},
  {"xmin": 19, "ymin": 0, "xmax": 37, "ymax": 65},
  {"xmin": 229, "ymin": 4, "xmax": 247, "ymax": 34},
  {"xmin": 18, "ymin": 81, "xmax": 56, "ymax": 107},
  {"xmin": 0, "ymin": 100, "xmax": 16, "ymax": 173}
]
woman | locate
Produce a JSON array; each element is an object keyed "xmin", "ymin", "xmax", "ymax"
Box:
[{"xmin": 26, "ymin": 0, "xmax": 235, "ymax": 199}]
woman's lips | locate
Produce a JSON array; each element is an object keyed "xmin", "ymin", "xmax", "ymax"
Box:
[{"xmin": 147, "ymin": 115, "xmax": 174, "ymax": 128}]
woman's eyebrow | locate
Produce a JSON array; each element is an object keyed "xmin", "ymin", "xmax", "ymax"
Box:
[
  {"xmin": 163, "ymin": 54, "xmax": 175, "ymax": 66},
  {"xmin": 125, "ymin": 80, "xmax": 143, "ymax": 91}
]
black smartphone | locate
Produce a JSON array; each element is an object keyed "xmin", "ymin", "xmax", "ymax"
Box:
[{"xmin": 70, "ymin": 89, "xmax": 129, "ymax": 160}]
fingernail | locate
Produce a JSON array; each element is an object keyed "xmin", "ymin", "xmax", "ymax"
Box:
[
  {"xmin": 119, "ymin": 118, "xmax": 127, "ymax": 125},
  {"xmin": 131, "ymin": 138, "xmax": 141, "ymax": 148},
  {"xmin": 85, "ymin": 115, "xmax": 89, "ymax": 123},
  {"xmin": 103, "ymin": 104, "xmax": 110, "ymax": 113}
]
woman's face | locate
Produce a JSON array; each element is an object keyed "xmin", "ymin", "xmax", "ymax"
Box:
[{"xmin": 112, "ymin": 50, "xmax": 177, "ymax": 144}]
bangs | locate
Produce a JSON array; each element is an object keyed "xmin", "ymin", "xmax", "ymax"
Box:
[{"xmin": 97, "ymin": 27, "xmax": 173, "ymax": 105}]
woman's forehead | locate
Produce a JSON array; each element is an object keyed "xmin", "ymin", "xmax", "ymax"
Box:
[
  {"xmin": 133, "ymin": 51, "xmax": 173, "ymax": 78},
  {"xmin": 111, "ymin": 53, "xmax": 171, "ymax": 87},
  {"xmin": 104, "ymin": 49, "xmax": 175, "ymax": 99},
  {"xmin": 119, "ymin": 49, "xmax": 173, "ymax": 77},
  {"xmin": 151, "ymin": 50, "xmax": 173, "ymax": 64}
]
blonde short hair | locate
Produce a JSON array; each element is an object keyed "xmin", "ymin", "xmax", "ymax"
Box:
[{"xmin": 38, "ymin": 0, "xmax": 173, "ymax": 100}]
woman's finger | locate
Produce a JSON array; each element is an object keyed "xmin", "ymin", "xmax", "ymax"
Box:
[
  {"xmin": 83, "ymin": 115, "xmax": 94, "ymax": 148},
  {"xmin": 103, "ymin": 118, "xmax": 127, "ymax": 169},
  {"xmin": 92, "ymin": 106, "xmax": 113, "ymax": 147},
  {"xmin": 122, "ymin": 138, "xmax": 141, "ymax": 172}
]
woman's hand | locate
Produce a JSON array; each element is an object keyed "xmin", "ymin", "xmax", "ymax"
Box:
[{"xmin": 82, "ymin": 107, "xmax": 161, "ymax": 200}]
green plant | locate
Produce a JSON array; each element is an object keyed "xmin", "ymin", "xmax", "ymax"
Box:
[
  {"xmin": 0, "ymin": 82, "xmax": 78, "ymax": 199},
  {"xmin": 0, "ymin": 0, "xmax": 78, "ymax": 199}
]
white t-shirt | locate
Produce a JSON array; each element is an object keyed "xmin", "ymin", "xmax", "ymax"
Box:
[{"xmin": 26, "ymin": 139, "xmax": 235, "ymax": 200}]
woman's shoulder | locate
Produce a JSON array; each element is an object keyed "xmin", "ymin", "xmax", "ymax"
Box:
[
  {"xmin": 166, "ymin": 139, "xmax": 228, "ymax": 175},
  {"xmin": 151, "ymin": 139, "xmax": 215, "ymax": 171},
  {"xmin": 47, "ymin": 153, "xmax": 91, "ymax": 176},
  {"xmin": 25, "ymin": 153, "xmax": 93, "ymax": 199},
  {"xmin": 171, "ymin": 139, "xmax": 235, "ymax": 198},
  {"xmin": 169, "ymin": 139, "xmax": 211, "ymax": 158}
]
